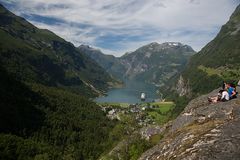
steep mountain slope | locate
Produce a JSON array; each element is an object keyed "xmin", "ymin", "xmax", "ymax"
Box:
[
  {"xmin": 140, "ymin": 87, "xmax": 240, "ymax": 160},
  {"xmin": 79, "ymin": 42, "xmax": 195, "ymax": 87},
  {"xmin": 0, "ymin": 4, "xmax": 116, "ymax": 97},
  {"xmin": 176, "ymin": 4, "xmax": 240, "ymax": 97},
  {"xmin": 0, "ymin": 66, "xmax": 117, "ymax": 160},
  {"xmin": 0, "ymin": 4, "xmax": 119, "ymax": 160},
  {"xmin": 78, "ymin": 45, "xmax": 126, "ymax": 80},
  {"xmin": 120, "ymin": 42, "xmax": 195, "ymax": 86}
]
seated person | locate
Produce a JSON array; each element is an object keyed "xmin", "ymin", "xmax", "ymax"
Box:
[
  {"xmin": 228, "ymin": 83, "xmax": 237, "ymax": 99},
  {"xmin": 221, "ymin": 90, "xmax": 229, "ymax": 102},
  {"xmin": 208, "ymin": 89, "xmax": 229, "ymax": 103}
]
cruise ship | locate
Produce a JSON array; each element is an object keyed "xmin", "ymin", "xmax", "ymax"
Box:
[{"xmin": 140, "ymin": 92, "xmax": 146, "ymax": 101}]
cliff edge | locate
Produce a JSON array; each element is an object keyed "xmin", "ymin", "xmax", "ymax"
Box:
[{"xmin": 140, "ymin": 87, "xmax": 240, "ymax": 160}]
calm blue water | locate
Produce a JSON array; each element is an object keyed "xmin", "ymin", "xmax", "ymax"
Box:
[{"xmin": 95, "ymin": 80, "xmax": 159, "ymax": 104}]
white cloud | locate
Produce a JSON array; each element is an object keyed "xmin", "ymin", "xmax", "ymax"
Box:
[{"xmin": 2, "ymin": 0, "xmax": 239, "ymax": 55}]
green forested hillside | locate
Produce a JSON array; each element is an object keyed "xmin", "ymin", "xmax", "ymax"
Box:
[
  {"xmin": 0, "ymin": 4, "xmax": 116, "ymax": 97},
  {"xmin": 78, "ymin": 45, "xmax": 126, "ymax": 80},
  {"xmin": 0, "ymin": 65, "xmax": 118, "ymax": 160},
  {"xmin": 181, "ymin": 4, "xmax": 240, "ymax": 96},
  {"xmin": 160, "ymin": 5, "xmax": 240, "ymax": 118},
  {"xmin": 0, "ymin": 4, "xmax": 119, "ymax": 160}
]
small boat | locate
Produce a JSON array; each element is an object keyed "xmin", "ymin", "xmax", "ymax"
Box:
[{"xmin": 140, "ymin": 92, "xmax": 146, "ymax": 101}]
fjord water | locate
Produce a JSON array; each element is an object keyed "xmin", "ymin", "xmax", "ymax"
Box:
[{"xmin": 95, "ymin": 80, "xmax": 159, "ymax": 103}]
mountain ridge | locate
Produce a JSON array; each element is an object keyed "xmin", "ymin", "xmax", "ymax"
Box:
[
  {"xmin": 172, "ymin": 4, "xmax": 240, "ymax": 97},
  {"xmin": 79, "ymin": 42, "xmax": 195, "ymax": 87},
  {"xmin": 0, "ymin": 3, "xmax": 118, "ymax": 97}
]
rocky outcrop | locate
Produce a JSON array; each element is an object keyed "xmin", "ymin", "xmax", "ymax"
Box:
[
  {"xmin": 175, "ymin": 75, "xmax": 191, "ymax": 97},
  {"xmin": 139, "ymin": 87, "xmax": 240, "ymax": 160}
]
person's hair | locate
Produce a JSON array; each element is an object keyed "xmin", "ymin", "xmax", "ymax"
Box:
[
  {"xmin": 230, "ymin": 83, "xmax": 236, "ymax": 88},
  {"xmin": 219, "ymin": 89, "xmax": 224, "ymax": 94}
]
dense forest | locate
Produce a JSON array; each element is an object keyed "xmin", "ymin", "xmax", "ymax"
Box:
[
  {"xmin": 0, "ymin": 65, "xmax": 120, "ymax": 159},
  {"xmin": 0, "ymin": 4, "xmax": 120, "ymax": 160}
]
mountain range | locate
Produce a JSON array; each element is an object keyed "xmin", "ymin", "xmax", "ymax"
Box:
[
  {"xmin": 0, "ymin": 2, "xmax": 240, "ymax": 160},
  {"xmin": 140, "ymin": 5, "xmax": 240, "ymax": 155},
  {"xmin": 101, "ymin": 4, "xmax": 240, "ymax": 159},
  {"xmin": 0, "ymin": 3, "xmax": 118, "ymax": 97},
  {"xmin": 79, "ymin": 42, "xmax": 195, "ymax": 87},
  {"xmin": 78, "ymin": 45, "xmax": 126, "ymax": 80}
]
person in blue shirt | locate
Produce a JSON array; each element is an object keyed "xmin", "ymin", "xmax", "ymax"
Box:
[{"xmin": 227, "ymin": 83, "xmax": 237, "ymax": 99}]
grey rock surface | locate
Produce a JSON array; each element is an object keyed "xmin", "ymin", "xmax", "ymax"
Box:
[{"xmin": 139, "ymin": 87, "xmax": 240, "ymax": 160}]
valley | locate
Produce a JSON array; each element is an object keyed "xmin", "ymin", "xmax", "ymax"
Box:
[
  {"xmin": 98, "ymin": 101, "xmax": 175, "ymax": 159},
  {"xmin": 82, "ymin": 41, "xmax": 196, "ymax": 106},
  {"xmin": 95, "ymin": 80, "xmax": 159, "ymax": 104},
  {"xmin": 0, "ymin": 2, "xmax": 240, "ymax": 160}
]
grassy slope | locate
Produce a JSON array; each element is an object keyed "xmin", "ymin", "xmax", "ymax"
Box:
[
  {"xmin": 145, "ymin": 102, "xmax": 175, "ymax": 124},
  {"xmin": 99, "ymin": 101, "xmax": 174, "ymax": 160}
]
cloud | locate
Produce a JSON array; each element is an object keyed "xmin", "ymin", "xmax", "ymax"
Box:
[{"xmin": 1, "ymin": 0, "xmax": 239, "ymax": 56}]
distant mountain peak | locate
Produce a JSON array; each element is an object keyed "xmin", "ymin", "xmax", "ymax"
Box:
[
  {"xmin": 79, "ymin": 44, "xmax": 102, "ymax": 52},
  {"xmin": 79, "ymin": 44, "xmax": 91, "ymax": 48},
  {"xmin": 141, "ymin": 42, "xmax": 191, "ymax": 49},
  {"xmin": 133, "ymin": 42, "xmax": 194, "ymax": 54},
  {"xmin": 164, "ymin": 42, "xmax": 183, "ymax": 46},
  {"xmin": 148, "ymin": 42, "xmax": 159, "ymax": 46}
]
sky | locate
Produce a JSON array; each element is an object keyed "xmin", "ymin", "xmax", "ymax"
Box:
[{"xmin": 1, "ymin": 0, "xmax": 239, "ymax": 56}]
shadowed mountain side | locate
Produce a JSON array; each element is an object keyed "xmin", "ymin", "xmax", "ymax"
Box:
[
  {"xmin": 0, "ymin": 66, "xmax": 45, "ymax": 135},
  {"xmin": 78, "ymin": 45, "xmax": 126, "ymax": 80},
  {"xmin": 0, "ymin": 4, "xmax": 117, "ymax": 97},
  {"xmin": 0, "ymin": 4, "xmax": 120, "ymax": 160}
]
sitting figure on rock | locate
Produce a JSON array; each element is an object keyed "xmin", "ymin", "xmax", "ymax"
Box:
[
  {"xmin": 208, "ymin": 89, "xmax": 229, "ymax": 103},
  {"xmin": 228, "ymin": 83, "xmax": 237, "ymax": 99},
  {"xmin": 208, "ymin": 82, "xmax": 237, "ymax": 103}
]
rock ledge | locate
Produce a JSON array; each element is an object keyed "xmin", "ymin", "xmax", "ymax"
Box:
[{"xmin": 139, "ymin": 87, "xmax": 240, "ymax": 160}]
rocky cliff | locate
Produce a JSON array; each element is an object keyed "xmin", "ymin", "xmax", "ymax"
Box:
[
  {"xmin": 139, "ymin": 87, "xmax": 240, "ymax": 160},
  {"xmin": 175, "ymin": 75, "xmax": 191, "ymax": 97},
  {"xmin": 120, "ymin": 42, "xmax": 195, "ymax": 86}
]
